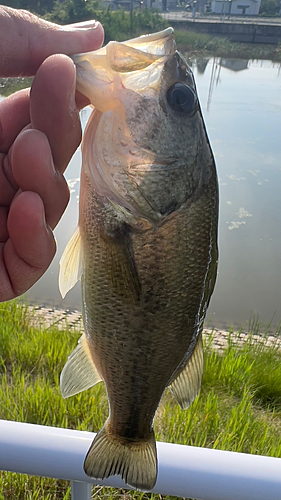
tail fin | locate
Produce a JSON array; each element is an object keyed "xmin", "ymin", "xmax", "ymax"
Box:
[{"xmin": 83, "ymin": 424, "xmax": 157, "ymax": 491}]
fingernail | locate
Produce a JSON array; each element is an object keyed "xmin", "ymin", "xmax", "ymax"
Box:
[{"xmin": 66, "ymin": 20, "xmax": 99, "ymax": 30}]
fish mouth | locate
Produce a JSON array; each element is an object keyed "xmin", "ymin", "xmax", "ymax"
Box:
[
  {"xmin": 72, "ymin": 27, "xmax": 175, "ymax": 63},
  {"xmin": 120, "ymin": 27, "xmax": 176, "ymax": 56},
  {"xmin": 71, "ymin": 28, "xmax": 176, "ymax": 111}
]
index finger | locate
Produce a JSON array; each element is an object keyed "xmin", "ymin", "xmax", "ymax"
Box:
[
  {"xmin": 30, "ymin": 54, "xmax": 83, "ymax": 173},
  {"xmin": 0, "ymin": 6, "xmax": 104, "ymax": 77}
]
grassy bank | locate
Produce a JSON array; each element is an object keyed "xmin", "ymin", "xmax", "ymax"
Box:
[
  {"xmin": 175, "ymin": 29, "xmax": 281, "ymax": 60},
  {"xmin": 0, "ymin": 299, "xmax": 281, "ymax": 499}
]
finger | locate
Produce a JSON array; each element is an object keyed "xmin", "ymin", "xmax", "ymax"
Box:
[
  {"xmin": 10, "ymin": 129, "xmax": 70, "ymax": 229},
  {"xmin": 0, "ymin": 88, "xmax": 30, "ymax": 153},
  {"xmin": 0, "ymin": 152, "xmax": 17, "ymax": 207},
  {"xmin": 1, "ymin": 191, "xmax": 56, "ymax": 300},
  {"xmin": 30, "ymin": 54, "xmax": 82, "ymax": 173},
  {"xmin": 0, "ymin": 207, "xmax": 9, "ymax": 242},
  {"xmin": 0, "ymin": 6, "xmax": 104, "ymax": 77},
  {"xmin": 0, "ymin": 83, "xmax": 89, "ymax": 157}
]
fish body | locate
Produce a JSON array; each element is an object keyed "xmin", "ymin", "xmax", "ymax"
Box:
[{"xmin": 59, "ymin": 28, "xmax": 218, "ymax": 491}]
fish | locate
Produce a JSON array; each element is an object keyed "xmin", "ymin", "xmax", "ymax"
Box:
[{"xmin": 59, "ymin": 27, "xmax": 218, "ymax": 491}]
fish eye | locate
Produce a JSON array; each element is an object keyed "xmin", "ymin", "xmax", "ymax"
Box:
[{"xmin": 166, "ymin": 83, "xmax": 196, "ymax": 114}]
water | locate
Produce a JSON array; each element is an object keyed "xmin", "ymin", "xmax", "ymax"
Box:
[
  {"xmin": 190, "ymin": 57, "xmax": 281, "ymax": 332},
  {"xmin": 1, "ymin": 57, "xmax": 281, "ymax": 332}
]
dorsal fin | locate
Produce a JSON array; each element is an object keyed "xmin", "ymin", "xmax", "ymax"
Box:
[{"xmin": 169, "ymin": 333, "xmax": 204, "ymax": 409}]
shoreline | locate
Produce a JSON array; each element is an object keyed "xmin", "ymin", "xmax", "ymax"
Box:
[{"xmin": 27, "ymin": 304, "xmax": 281, "ymax": 352}]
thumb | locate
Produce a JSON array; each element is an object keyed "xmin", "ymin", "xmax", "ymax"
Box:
[{"xmin": 0, "ymin": 6, "xmax": 104, "ymax": 77}]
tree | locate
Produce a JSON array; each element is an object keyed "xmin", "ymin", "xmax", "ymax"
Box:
[{"xmin": 259, "ymin": 0, "xmax": 279, "ymax": 15}]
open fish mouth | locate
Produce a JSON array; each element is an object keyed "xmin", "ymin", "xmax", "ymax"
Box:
[
  {"xmin": 71, "ymin": 28, "xmax": 176, "ymax": 111},
  {"xmin": 73, "ymin": 27, "xmax": 175, "ymax": 62},
  {"xmin": 112, "ymin": 26, "xmax": 176, "ymax": 56}
]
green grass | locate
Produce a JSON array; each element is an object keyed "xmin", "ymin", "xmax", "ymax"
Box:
[
  {"xmin": 175, "ymin": 29, "xmax": 281, "ymax": 61},
  {"xmin": 0, "ymin": 300, "xmax": 281, "ymax": 499}
]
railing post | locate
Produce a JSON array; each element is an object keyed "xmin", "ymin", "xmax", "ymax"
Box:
[{"xmin": 71, "ymin": 480, "xmax": 92, "ymax": 500}]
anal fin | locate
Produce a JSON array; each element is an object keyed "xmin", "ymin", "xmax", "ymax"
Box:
[
  {"xmin": 169, "ymin": 333, "xmax": 204, "ymax": 410},
  {"xmin": 60, "ymin": 333, "xmax": 102, "ymax": 398},
  {"xmin": 84, "ymin": 423, "xmax": 157, "ymax": 491}
]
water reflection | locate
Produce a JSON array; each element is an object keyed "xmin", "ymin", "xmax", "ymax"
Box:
[
  {"xmin": 204, "ymin": 58, "xmax": 249, "ymax": 110},
  {"xmin": 190, "ymin": 57, "xmax": 281, "ymax": 331},
  {"xmin": 1, "ymin": 59, "xmax": 281, "ymax": 332}
]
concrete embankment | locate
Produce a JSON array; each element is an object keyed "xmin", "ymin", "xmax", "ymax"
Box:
[
  {"xmin": 28, "ymin": 305, "xmax": 281, "ymax": 352},
  {"xmin": 166, "ymin": 15, "xmax": 281, "ymax": 44}
]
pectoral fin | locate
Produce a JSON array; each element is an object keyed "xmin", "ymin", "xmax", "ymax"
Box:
[
  {"xmin": 60, "ymin": 334, "xmax": 102, "ymax": 398},
  {"xmin": 102, "ymin": 226, "xmax": 141, "ymax": 302},
  {"xmin": 59, "ymin": 225, "xmax": 82, "ymax": 299},
  {"xmin": 169, "ymin": 333, "xmax": 204, "ymax": 409}
]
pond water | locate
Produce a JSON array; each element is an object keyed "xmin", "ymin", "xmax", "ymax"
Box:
[{"xmin": 1, "ymin": 57, "xmax": 281, "ymax": 333}]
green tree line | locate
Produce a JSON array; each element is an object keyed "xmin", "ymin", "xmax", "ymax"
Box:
[
  {"xmin": 3, "ymin": 0, "xmax": 55, "ymax": 17},
  {"xmin": 46, "ymin": 0, "xmax": 167, "ymax": 41},
  {"xmin": 1, "ymin": 0, "xmax": 167, "ymax": 41}
]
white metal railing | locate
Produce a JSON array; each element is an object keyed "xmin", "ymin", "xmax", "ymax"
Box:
[{"xmin": 0, "ymin": 419, "xmax": 281, "ymax": 500}]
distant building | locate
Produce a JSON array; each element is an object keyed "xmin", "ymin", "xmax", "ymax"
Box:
[{"xmin": 211, "ymin": 0, "xmax": 261, "ymax": 15}]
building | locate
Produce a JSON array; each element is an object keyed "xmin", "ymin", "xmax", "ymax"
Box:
[{"xmin": 211, "ymin": 0, "xmax": 261, "ymax": 15}]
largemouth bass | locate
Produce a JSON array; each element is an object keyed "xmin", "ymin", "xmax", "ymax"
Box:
[{"xmin": 59, "ymin": 27, "xmax": 218, "ymax": 491}]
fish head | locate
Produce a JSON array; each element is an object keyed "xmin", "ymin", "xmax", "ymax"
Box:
[{"xmin": 73, "ymin": 29, "xmax": 213, "ymax": 221}]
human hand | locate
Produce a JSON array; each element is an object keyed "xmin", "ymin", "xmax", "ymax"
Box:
[{"xmin": 0, "ymin": 6, "xmax": 103, "ymax": 301}]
